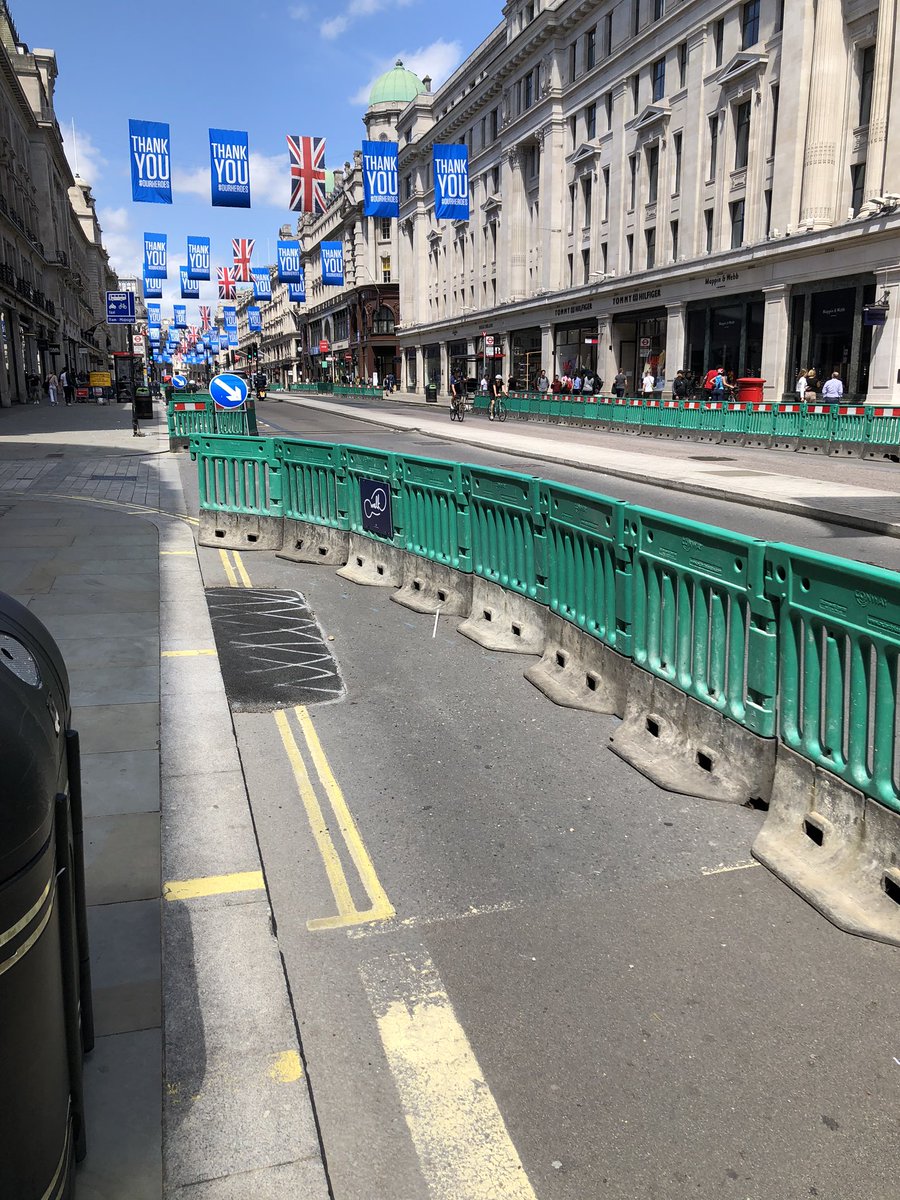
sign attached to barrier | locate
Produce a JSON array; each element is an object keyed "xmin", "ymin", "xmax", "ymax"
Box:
[
  {"xmin": 209, "ymin": 373, "xmax": 248, "ymax": 409},
  {"xmin": 359, "ymin": 477, "xmax": 393, "ymax": 541}
]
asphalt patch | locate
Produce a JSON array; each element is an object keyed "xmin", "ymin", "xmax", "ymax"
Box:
[{"xmin": 205, "ymin": 587, "xmax": 344, "ymax": 712}]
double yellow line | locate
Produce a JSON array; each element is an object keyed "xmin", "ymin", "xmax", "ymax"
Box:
[
  {"xmin": 217, "ymin": 543, "xmax": 393, "ymax": 932},
  {"xmin": 276, "ymin": 706, "xmax": 394, "ymax": 931}
]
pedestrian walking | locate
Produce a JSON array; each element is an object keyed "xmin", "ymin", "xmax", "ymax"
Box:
[
  {"xmin": 572, "ymin": 372, "xmax": 583, "ymax": 395},
  {"xmin": 641, "ymin": 370, "xmax": 654, "ymax": 397},
  {"xmin": 703, "ymin": 365, "xmax": 722, "ymax": 394},
  {"xmin": 47, "ymin": 370, "xmax": 59, "ymax": 406},
  {"xmin": 60, "ymin": 365, "xmax": 75, "ymax": 406},
  {"xmin": 821, "ymin": 371, "xmax": 844, "ymax": 399},
  {"xmin": 796, "ymin": 369, "xmax": 808, "ymax": 400},
  {"xmin": 537, "ymin": 369, "xmax": 549, "ymax": 394},
  {"xmin": 613, "ymin": 368, "xmax": 627, "ymax": 398},
  {"xmin": 673, "ymin": 369, "xmax": 688, "ymax": 400},
  {"xmin": 480, "ymin": 372, "xmax": 489, "ymax": 397}
]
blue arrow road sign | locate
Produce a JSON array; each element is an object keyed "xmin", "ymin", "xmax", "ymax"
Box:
[
  {"xmin": 172, "ymin": 375, "xmax": 188, "ymax": 390},
  {"xmin": 209, "ymin": 373, "xmax": 248, "ymax": 409},
  {"xmin": 106, "ymin": 290, "xmax": 136, "ymax": 324}
]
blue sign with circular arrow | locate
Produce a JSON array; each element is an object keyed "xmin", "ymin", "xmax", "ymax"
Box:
[
  {"xmin": 209, "ymin": 373, "xmax": 249, "ymax": 410},
  {"xmin": 172, "ymin": 374, "xmax": 187, "ymax": 390}
]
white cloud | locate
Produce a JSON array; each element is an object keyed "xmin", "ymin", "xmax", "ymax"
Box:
[
  {"xmin": 321, "ymin": 0, "xmax": 415, "ymax": 40},
  {"xmin": 349, "ymin": 38, "xmax": 462, "ymax": 107},
  {"xmin": 97, "ymin": 206, "xmax": 142, "ymax": 277},
  {"xmin": 288, "ymin": 3, "xmax": 310, "ymax": 15},
  {"xmin": 173, "ymin": 151, "xmax": 290, "ymax": 209},
  {"xmin": 62, "ymin": 127, "xmax": 106, "ymax": 185}
]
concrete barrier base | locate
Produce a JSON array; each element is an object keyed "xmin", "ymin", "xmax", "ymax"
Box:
[
  {"xmin": 608, "ymin": 670, "xmax": 776, "ymax": 805},
  {"xmin": 392, "ymin": 557, "xmax": 473, "ymax": 616},
  {"xmin": 752, "ymin": 747, "xmax": 900, "ymax": 947},
  {"xmin": 457, "ymin": 577, "xmax": 547, "ymax": 655},
  {"xmin": 199, "ymin": 509, "xmax": 283, "ymax": 551},
  {"xmin": 169, "ymin": 436, "xmax": 189, "ymax": 452},
  {"xmin": 862, "ymin": 443, "xmax": 900, "ymax": 463},
  {"xmin": 336, "ymin": 533, "xmax": 404, "ymax": 587},
  {"xmin": 278, "ymin": 519, "xmax": 349, "ymax": 566},
  {"xmin": 524, "ymin": 615, "xmax": 628, "ymax": 715}
]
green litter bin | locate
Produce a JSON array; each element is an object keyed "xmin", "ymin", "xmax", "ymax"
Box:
[{"xmin": 133, "ymin": 387, "xmax": 154, "ymax": 421}]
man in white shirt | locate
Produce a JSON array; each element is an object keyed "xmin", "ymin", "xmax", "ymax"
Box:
[{"xmin": 821, "ymin": 371, "xmax": 844, "ymax": 399}]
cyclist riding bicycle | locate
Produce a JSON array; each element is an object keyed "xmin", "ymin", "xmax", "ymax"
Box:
[{"xmin": 489, "ymin": 374, "xmax": 504, "ymax": 421}]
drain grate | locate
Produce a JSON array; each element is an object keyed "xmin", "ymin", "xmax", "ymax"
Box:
[
  {"xmin": 205, "ymin": 587, "xmax": 343, "ymax": 712},
  {"xmin": 689, "ymin": 456, "xmax": 735, "ymax": 462},
  {"xmin": 90, "ymin": 474, "xmax": 139, "ymax": 481}
]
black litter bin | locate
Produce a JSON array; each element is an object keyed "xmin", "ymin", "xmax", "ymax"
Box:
[
  {"xmin": 133, "ymin": 387, "xmax": 154, "ymax": 421},
  {"xmin": 425, "ymin": 383, "xmax": 438, "ymax": 403},
  {"xmin": 0, "ymin": 592, "xmax": 92, "ymax": 1200}
]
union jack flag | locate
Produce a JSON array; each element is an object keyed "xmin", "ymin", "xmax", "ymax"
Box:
[
  {"xmin": 199, "ymin": 305, "xmax": 211, "ymax": 329},
  {"xmin": 232, "ymin": 238, "xmax": 255, "ymax": 283},
  {"xmin": 217, "ymin": 267, "xmax": 237, "ymax": 300},
  {"xmin": 287, "ymin": 135, "xmax": 326, "ymax": 214}
]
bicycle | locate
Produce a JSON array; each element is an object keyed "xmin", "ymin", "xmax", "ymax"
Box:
[
  {"xmin": 450, "ymin": 391, "xmax": 465, "ymax": 421},
  {"xmin": 490, "ymin": 392, "xmax": 507, "ymax": 422}
]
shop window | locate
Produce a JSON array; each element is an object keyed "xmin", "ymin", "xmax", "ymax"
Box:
[
  {"xmin": 647, "ymin": 144, "xmax": 659, "ymax": 205},
  {"xmin": 713, "ymin": 18, "xmax": 724, "ymax": 67},
  {"xmin": 734, "ymin": 101, "xmax": 751, "ymax": 170},
  {"xmin": 645, "ymin": 227, "xmax": 656, "ymax": 270},
  {"xmin": 730, "ymin": 199, "xmax": 745, "ymax": 248},
  {"xmin": 859, "ymin": 46, "xmax": 875, "ymax": 126},
  {"xmin": 670, "ymin": 219, "xmax": 679, "ymax": 261},
  {"xmin": 850, "ymin": 163, "xmax": 866, "ymax": 216},
  {"xmin": 678, "ymin": 41, "xmax": 688, "ymax": 88},
  {"xmin": 741, "ymin": 1, "xmax": 760, "ymax": 50},
  {"xmin": 704, "ymin": 208, "xmax": 714, "ymax": 252},
  {"xmin": 708, "ymin": 115, "xmax": 718, "ymax": 181},
  {"xmin": 586, "ymin": 28, "xmax": 596, "ymax": 70},
  {"xmin": 673, "ymin": 131, "xmax": 682, "ymax": 195},
  {"xmin": 652, "ymin": 56, "xmax": 666, "ymax": 102}
]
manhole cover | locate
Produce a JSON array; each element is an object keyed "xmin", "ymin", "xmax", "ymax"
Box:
[{"xmin": 205, "ymin": 588, "xmax": 343, "ymax": 712}]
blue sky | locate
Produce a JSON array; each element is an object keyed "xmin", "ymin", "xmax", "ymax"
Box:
[{"xmin": 24, "ymin": 0, "xmax": 500, "ymax": 312}]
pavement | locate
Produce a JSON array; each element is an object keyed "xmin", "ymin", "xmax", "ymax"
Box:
[{"xmin": 1, "ymin": 394, "xmax": 898, "ymax": 1200}]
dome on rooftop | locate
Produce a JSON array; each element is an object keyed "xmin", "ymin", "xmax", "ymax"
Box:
[{"xmin": 368, "ymin": 59, "xmax": 426, "ymax": 107}]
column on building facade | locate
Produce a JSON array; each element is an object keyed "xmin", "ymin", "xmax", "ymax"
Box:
[
  {"xmin": 595, "ymin": 315, "xmax": 616, "ymax": 393},
  {"xmin": 7, "ymin": 312, "xmax": 28, "ymax": 402},
  {"xmin": 439, "ymin": 341, "xmax": 449, "ymax": 395},
  {"xmin": 663, "ymin": 303, "xmax": 686, "ymax": 394},
  {"xmin": 540, "ymin": 322, "xmax": 553, "ymax": 376},
  {"xmin": 864, "ymin": 0, "xmax": 897, "ymax": 202},
  {"xmin": 760, "ymin": 284, "xmax": 790, "ymax": 400},
  {"xmin": 538, "ymin": 121, "xmax": 566, "ymax": 294},
  {"xmin": 414, "ymin": 345, "xmax": 424, "ymax": 395},
  {"xmin": 502, "ymin": 144, "xmax": 527, "ymax": 302},
  {"xmin": 607, "ymin": 81, "xmax": 628, "ymax": 275},
  {"xmin": 866, "ymin": 264, "xmax": 900, "ymax": 404},
  {"xmin": 682, "ymin": 29, "xmax": 708, "ymax": 258},
  {"xmin": 799, "ymin": 0, "xmax": 845, "ymax": 228}
]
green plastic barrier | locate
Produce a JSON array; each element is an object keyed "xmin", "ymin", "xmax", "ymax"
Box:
[
  {"xmin": 640, "ymin": 398, "xmax": 664, "ymax": 433},
  {"xmin": 468, "ymin": 465, "xmax": 547, "ymax": 603},
  {"xmin": 344, "ymin": 444, "xmax": 404, "ymax": 544},
  {"xmin": 168, "ymin": 398, "xmax": 215, "ymax": 439},
  {"xmin": 721, "ymin": 402, "xmax": 751, "ymax": 440},
  {"xmin": 214, "ymin": 406, "xmax": 250, "ymax": 436},
  {"xmin": 608, "ymin": 398, "xmax": 630, "ymax": 432},
  {"xmin": 595, "ymin": 398, "xmax": 616, "ymax": 427},
  {"xmin": 800, "ymin": 402, "xmax": 836, "ymax": 442},
  {"xmin": 473, "ymin": 393, "xmax": 489, "ymax": 411},
  {"xmin": 624, "ymin": 398, "xmax": 644, "ymax": 428},
  {"xmin": 699, "ymin": 401, "xmax": 725, "ymax": 436},
  {"xmin": 678, "ymin": 400, "xmax": 704, "ymax": 433},
  {"xmin": 334, "ymin": 386, "xmax": 382, "ymax": 399},
  {"xmin": 625, "ymin": 505, "xmax": 776, "ymax": 736},
  {"xmin": 772, "ymin": 401, "xmax": 804, "ymax": 443},
  {"xmin": 398, "ymin": 455, "xmax": 471, "ymax": 571},
  {"xmin": 278, "ymin": 438, "xmax": 348, "ymax": 529},
  {"xmin": 868, "ymin": 406, "xmax": 900, "ymax": 448},
  {"xmin": 830, "ymin": 404, "xmax": 870, "ymax": 446},
  {"xmin": 745, "ymin": 402, "xmax": 777, "ymax": 441},
  {"xmin": 190, "ymin": 435, "xmax": 281, "ymax": 516},
  {"xmin": 537, "ymin": 397, "xmax": 552, "ymax": 418},
  {"xmin": 543, "ymin": 481, "xmax": 631, "ymax": 655},
  {"xmin": 765, "ymin": 543, "xmax": 900, "ymax": 813}
]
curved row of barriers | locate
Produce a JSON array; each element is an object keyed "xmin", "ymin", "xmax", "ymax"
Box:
[
  {"xmin": 470, "ymin": 394, "xmax": 900, "ymax": 458},
  {"xmin": 189, "ymin": 432, "xmax": 900, "ymax": 946}
]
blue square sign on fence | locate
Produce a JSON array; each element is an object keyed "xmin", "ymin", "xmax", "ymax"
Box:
[
  {"xmin": 106, "ymin": 291, "xmax": 136, "ymax": 324},
  {"xmin": 359, "ymin": 478, "xmax": 393, "ymax": 541}
]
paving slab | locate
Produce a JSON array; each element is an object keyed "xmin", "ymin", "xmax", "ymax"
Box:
[
  {"xmin": 81, "ymin": 750, "xmax": 160, "ymax": 817},
  {"xmin": 162, "ymin": 769, "xmax": 259, "ymax": 882},
  {"xmin": 87, "ymin": 900, "xmax": 161, "ymax": 1037},
  {"xmin": 83, "ymin": 812, "xmax": 161, "ymax": 905},
  {"xmin": 74, "ymin": 701, "xmax": 160, "ymax": 754}
]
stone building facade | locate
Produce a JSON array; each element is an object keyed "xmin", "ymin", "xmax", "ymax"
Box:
[
  {"xmin": 0, "ymin": 2, "xmax": 124, "ymax": 405},
  {"xmin": 395, "ymin": 0, "xmax": 900, "ymax": 401}
]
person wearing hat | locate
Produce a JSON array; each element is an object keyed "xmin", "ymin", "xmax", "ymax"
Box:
[{"xmin": 490, "ymin": 374, "xmax": 504, "ymax": 421}]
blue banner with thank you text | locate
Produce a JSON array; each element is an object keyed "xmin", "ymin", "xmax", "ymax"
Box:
[
  {"xmin": 433, "ymin": 144, "xmax": 469, "ymax": 221},
  {"xmin": 362, "ymin": 140, "xmax": 399, "ymax": 218},
  {"xmin": 209, "ymin": 128, "xmax": 251, "ymax": 207},
  {"xmin": 129, "ymin": 119, "xmax": 172, "ymax": 204}
]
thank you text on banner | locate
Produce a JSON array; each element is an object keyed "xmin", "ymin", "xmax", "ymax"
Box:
[
  {"xmin": 321, "ymin": 242, "xmax": 344, "ymax": 286},
  {"xmin": 362, "ymin": 140, "xmax": 399, "ymax": 217},
  {"xmin": 433, "ymin": 144, "xmax": 469, "ymax": 221},
  {"xmin": 129, "ymin": 119, "xmax": 172, "ymax": 204},
  {"xmin": 173, "ymin": 305, "xmax": 186, "ymax": 328},
  {"xmin": 143, "ymin": 271, "xmax": 162, "ymax": 299},
  {"xmin": 179, "ymin": 267, "xmax": 199, "ymax": 299},
  {"xmin": 277, "ymin": 240, "xmax": 302, "ymax": 283},
  {"xmin": 288, "ymin": 276, "xmax": 306, "ymax": 303},
  {"xmin": 251, "ymin": 268, "xmax": 272, "ymax": 300},
  {"xmin": 187, "ymin": 236, "xmax": 211, "ymax": 280},
  {"xmin": 209, "ymin": 128, "xmax": 251, "ymax": 208},
  {"xmin": 143, "ymin": 232, "xmax": 168, "ymax": 278},
  {"xmin": 222, "ymin": 306, "xmax": 237, "ymax": 331},
  {"xmin": 248, "ymin": 306, "xmax": 262, "ymax": 332}
]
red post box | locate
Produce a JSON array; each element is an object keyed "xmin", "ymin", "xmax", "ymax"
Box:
[{"xmin": 737, "ymin": 377, "xmax": 766, "ymax": 404}]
